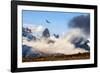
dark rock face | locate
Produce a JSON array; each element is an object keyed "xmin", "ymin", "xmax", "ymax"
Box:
[
  {"xmin": 54, "ymin": 34, "xmax": 59, "ymax": 38},
  {"xmin": 70, "ymin": 37, "xmax": 90, "ymax": 51},
  {"xmin": 22, "ymin": 45, "xmax": 41, "ymax": 58},
  {"xmin": 74, "ymin": 40, "xmax": 90, "ymax": 51},
  {"xmin": 42, "ymin": 28, "xmax": 50, "ymax": 38},
  {"xmin": 22, "ymin": 45, "xmax": 32, "ymax": 57},
  {"xmin": 27, "ymin": 34, "xmax": 36, "ymax": 41},
  {"xmin": 22, "ymin": 27, "xmax": 36, "ymax": 41}
]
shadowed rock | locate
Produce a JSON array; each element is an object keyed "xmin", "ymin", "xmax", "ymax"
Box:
[
  {"xmin": 75, "ymin": 40, "xmax": 90, "ymax": 51},
  {"xmin": 54, "ymin": 34, "xmax": 59, "ymax": 38},
  {"xmin": 42, "ymin": 28, "xmax": 50, "ymax": 38},
  {"xmin": 22, "ymin": 45, "xmax": 41, "ymax": 58},
  {"xmin": 22, "ymin": 27, "xmax": 36, "ymax": 41}
]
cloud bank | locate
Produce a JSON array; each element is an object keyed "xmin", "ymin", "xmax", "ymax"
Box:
[{"xmin": 23, "ymin": 28, "xmax": 88, "ymax": 55}]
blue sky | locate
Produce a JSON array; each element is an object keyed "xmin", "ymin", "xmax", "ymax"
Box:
[{"xmin": 22, "ymin": 10, "xmax": 88, "ymax": 36}]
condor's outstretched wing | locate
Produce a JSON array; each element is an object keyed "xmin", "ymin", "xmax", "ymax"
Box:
[{"xmin": 45, "ymin": 19, "xmax": 51, "ymax": 23}]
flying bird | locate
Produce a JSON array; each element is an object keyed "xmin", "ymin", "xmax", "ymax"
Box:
[{"xmin": 45, "ymin": 19, "xmax": 51, "ymax": 23}]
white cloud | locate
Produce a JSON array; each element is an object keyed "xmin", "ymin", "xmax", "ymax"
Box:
[
  {"xmin": 23, "ymin": 24, "xmax": 35, "ymax": 28},
  {"xmin": 23, "ymin": 24, "xmax": 45, "ymax": 33},
  {"xmin": 23, "ymin": 28, "xmax": 88, "ymax": 55},
  {"xmin": 35, "ymin": 25, "xmax": 45, "ymax": 32}
]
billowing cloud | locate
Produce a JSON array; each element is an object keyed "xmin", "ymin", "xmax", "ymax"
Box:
[
  {"xmin": 23, "ymin": 24, "xmax": 45, "ymax": 33},
  {"xmin": 69, "ymin": 14, "xmax": 90, "ymax": 37},
  {"xmin": 23, "ymin": 28, "xmax": 88, "ymax": 55},
  {"xmin": 36, "ymin": 25, "xmax": 45, "ymax": 32}
]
